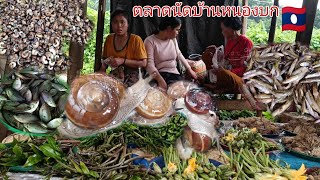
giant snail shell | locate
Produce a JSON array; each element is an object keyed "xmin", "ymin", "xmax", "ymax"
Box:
[
  {"xmin": 167, "ymin": 80, "xmax": 199, "ymax": 100},
  {"xmin": 65, "ymin": 74, "xmax": 125, "ymax": 129},
  {"xmin": 185, "ymin": 89, "xmax": 213, "ymax": 115},
  {"xmin": 136, "ymin": 88, "xmax": 173, "ymax": 119}
]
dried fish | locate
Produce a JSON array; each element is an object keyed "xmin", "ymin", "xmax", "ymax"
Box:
[{"xmin": 245, "ymin": 43, "xmax": 320, "ymax": 120}]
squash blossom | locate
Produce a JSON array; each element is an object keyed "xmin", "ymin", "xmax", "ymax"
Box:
[
  {"xmin": 225, "ymin": 133, "xmax": 235, "ymax": 142},
  {"xmin": 183, "ymin": 158, "xmax": 197, "ymax": 175},
  {"xmin": 287, "ymin": 164, "xmax": 307, "ymax": 180},
  {"xmin": 251, "ymin": 127, "xmax": 257, "ymax": 133},
  {"xmin": 167, "ymin": 162, "xmax": 177, "ymax": 173}
]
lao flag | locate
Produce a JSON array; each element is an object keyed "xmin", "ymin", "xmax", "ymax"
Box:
[{"xmin": 282, "ymin": 7, "xmax": 306, "ymax": 32}]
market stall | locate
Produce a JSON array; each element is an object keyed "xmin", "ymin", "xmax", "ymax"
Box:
[{"xmin": 0, "ymin": 0, "xmax": 320, "ymax": 180}]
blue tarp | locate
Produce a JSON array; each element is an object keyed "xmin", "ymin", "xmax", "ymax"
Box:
[{"xmin": 271, "ymin": 152, "xmax": 320, "ymax": 169}]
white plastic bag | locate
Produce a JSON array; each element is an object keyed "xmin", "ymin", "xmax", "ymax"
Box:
[{"xmin": 208, "ymin": 45, "xmax": 225, "ymax": 83}]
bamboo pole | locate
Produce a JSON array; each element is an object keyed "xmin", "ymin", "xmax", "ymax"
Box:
[
  {"xmin": 296, "ymin": 0, "xmax": 319, "ymax": 46},
  {"xmin": 67, "ymin": 1, "xmax": 87, "ymax": 84},
  {"xmin": 94, "ymin": 0, "xmax": 106, "ymax": 72},
  {"xmin": 268, "ymin": 0, "xmax": 279, "ymax": 44},
  {"xmin": 241, "ymin": 0, "xmax": 248, "ymax": 35}
]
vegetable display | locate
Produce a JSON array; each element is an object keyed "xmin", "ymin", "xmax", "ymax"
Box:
[{"xmin": 220, "ymin": 128, "xmax": 280, "ymax": 152}]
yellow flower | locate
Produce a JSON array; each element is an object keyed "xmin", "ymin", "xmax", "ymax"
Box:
[
  {"xmin": 184, "ymin": 165, "xmax": 194, "ymax": 175},
  {"xmin": 287, "ymin": 164, "xmax": 307, "ymax": 180},
  {"xmin": 251, "ymin": 128, "xmax": 257, "ymax": 133},
  {"xmin": 225, "ymin": 133, "xmax": 235, "ymax": 142},
  {"xmin": 183, "ymin": 158, "xmax": 197, "ymax": 175},
  {"xmin": 188, "ymin": 158, "xmax": 197, "ymax": 168},
  {"xmin": 167, "ymin": 162, "xmax": 177, "ymax": 173}
]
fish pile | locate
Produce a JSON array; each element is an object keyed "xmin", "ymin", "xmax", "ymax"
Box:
[
  {"xmin": 244, "ymin": 43, "xmax": 320, "ymax": 119},
  {"xmin": 0, "ymin": 0, "xmax": 93, "ymax": 71},
  {"xmin": 0, "ymin": 67, "xmax": 69, "ymax": 134}
]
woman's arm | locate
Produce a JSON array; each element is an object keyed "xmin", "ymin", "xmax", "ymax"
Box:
[
  {"xmin": 109, "ymin": 57, "xmax": 147, "ymax": 68},
  {"xmin": 174, "ymin": 39, "xmax": 197, "ymax": 79},
  {"xmin": 144, "ymin": 38, "xmax": 167, "ymax": 90}
]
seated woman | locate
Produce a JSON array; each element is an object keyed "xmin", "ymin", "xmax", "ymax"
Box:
[
  {"xmin": 100, "ymin": 9, "xmax": 147, "ymax": 87},
  {"xmin": 144, "ymin": 17, "xmax": 197, "ymax": 90},
  {"xmin": 203, "ymin": 17, "xmax": 262, "ymax": 109}
]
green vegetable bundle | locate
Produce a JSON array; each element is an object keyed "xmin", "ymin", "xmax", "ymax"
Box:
[
  {"xmin": 80, "ymin": 113, "xmax": 188, "ymax": 154},
  {"xmin": 220, "ymin": 128, "xmax": 279, "ymax": 152}
]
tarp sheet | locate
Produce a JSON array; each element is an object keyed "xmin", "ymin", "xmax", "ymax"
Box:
[{"xmin": 110, "ymin": 0, "xmax": 226, "ymax": 56}]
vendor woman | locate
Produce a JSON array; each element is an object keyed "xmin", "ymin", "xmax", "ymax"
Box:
[
  {"xmin": 203, "ymin": 17, "xmax": 262, "ymax": 109},
  {"xmin": 100, "ymin": 9, "xmax": 147, "ymax": 87},
  {"xmin": 144, "ymin": 17, "xmax": 198, "ymax": 90}
]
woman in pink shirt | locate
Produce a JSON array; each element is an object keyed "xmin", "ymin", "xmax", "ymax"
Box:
[{"xmin": 144, "ymin": 17, "xmax": 197, "ymax": 90}]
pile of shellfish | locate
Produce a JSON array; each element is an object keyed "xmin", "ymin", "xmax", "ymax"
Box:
[
  {"xmin": 0, "ymin": 67, "xmax": 69, "ymax": 134},
  {"xmin": 244, "ymin": 43, "xmax": 320, "ymax": 119},
  {"xmin": 0, "ymin": 0, "xmax": 93, "ymax": 71}
]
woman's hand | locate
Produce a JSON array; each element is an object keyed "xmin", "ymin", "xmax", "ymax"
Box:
[
  {"xmin": 187, "ymin": 68, "xmax": 198, "ymax": 80},
  {"xmin": 108, "ymin": 57, "xmax": 125, "ymax": 67},
  {"xmin": 158, "ymin": 77, "xmax": 167, "ymax": 91},
  {"xmin": 152, "ymin": 72, "xmax": 167, "ymax": 91}
]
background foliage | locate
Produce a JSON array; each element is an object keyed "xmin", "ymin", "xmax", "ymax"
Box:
[{"xmin": 81, "ymin": 0, "xmax": 320, "ymax": 74}]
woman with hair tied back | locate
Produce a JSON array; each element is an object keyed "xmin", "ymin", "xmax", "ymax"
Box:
[
  {"xmin": 203, "ymin": 16, "xmax": 262, "ymax": 109},
  {"xmin": 100, "ymin": 9, "xmax": 147, "ymax": 87},
  {"xmin": 144, "ymin": 17, "xmax": 198, "ymax": 91}
]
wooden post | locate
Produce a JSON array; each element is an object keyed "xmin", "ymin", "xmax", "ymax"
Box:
[
  {"xmin": 94, "ymin": 0, "xmax": 106, "ymax": 72},
  {"xmin": 296, "ymin": 0, "xmax": 319, "ymax": 46},
  {"xmin": 0, "ymin": 55, "xmax": 7, "ymax": 78},
  {"xmin": 67, "ymin": 1, "xmax": 87, "ymax": 84},
  {"xmin": 241, "ymin": 0, "xmax": 248, "ymax": 35},
  {"xmin": 268, "ymin": 0, "xmax": 279, "ymax": 44}
]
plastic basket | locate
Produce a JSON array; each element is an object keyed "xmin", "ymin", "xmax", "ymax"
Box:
[{"xmin": 0, "ymin": 117, "xmax": 56, "ymax": 137}]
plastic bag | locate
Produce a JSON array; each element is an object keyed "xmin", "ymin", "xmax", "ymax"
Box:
[
  {"xmin": 207, "ymin": 45, "xmax": 225, "ymax": 83},
  {"xmin": 175, "ymin": 98, "xmax": 219, "ymax": 152}
]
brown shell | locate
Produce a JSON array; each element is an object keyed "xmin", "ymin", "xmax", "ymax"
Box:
[
  {"xmin": 65, "ymin": 74, "xmax": 124, "ymax": 129},
  {"xmin": 167, "ymin": 81, "xmax": 198, "ymax": 100},
  {"xmin": 136, "ymin": 88, "xmax": 172, "ymax": 119},
  {"xmin": 185, "ymin": 89, "xmax": 213, "ymax": 114}
]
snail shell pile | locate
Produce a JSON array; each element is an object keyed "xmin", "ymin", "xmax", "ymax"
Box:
[{"xmin": 0, "ymin": 0, "xmax": 93, "ymax": 72}]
